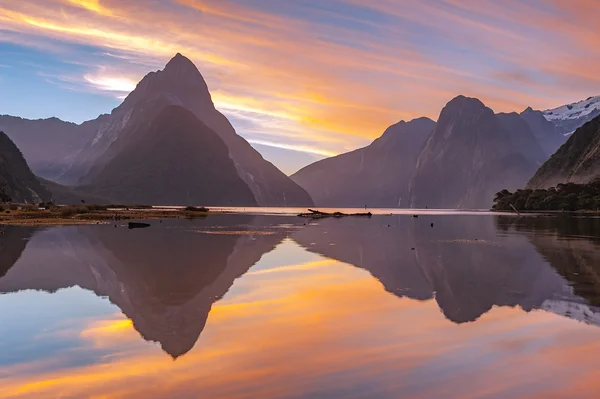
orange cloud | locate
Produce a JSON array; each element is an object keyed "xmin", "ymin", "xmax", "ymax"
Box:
[{"xmin": 2, "ymin": 0, "xmax": 600, "ymax": 164}]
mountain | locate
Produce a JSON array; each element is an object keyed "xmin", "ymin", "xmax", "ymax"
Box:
[
  {"xmin": 0, "ymin": 131, "xmax": 51, "ymax": 203},
  {"xmin": 58, "ymin": 53, "xmax": 312, "ymax": 206},
  {"xmin": 79, "ymin": 105, "xmax": 257, "ymax": 206},
  {"xmin": 409, "ymin": 96, "xmax": 538, "ymax": 209},
  {"xmin": 543, "ymin": 96, "xmax": 600, "ymax": 136},
  {"xmin": 496, "ymin": 112, "xmax": 547, "ymax": 165},
  {"xmin": 0, "ymin": 115, "xmax": 94, "ymax": 182},
  {"xmin": 290, "ymin": 117, "xmax": 435, "ymax": 207},
  {"xmin": 527, "ymin": 115, "xmax": 600, "ymax": 189},
  {"xmin": 519, "ymin": 107, "xmax": 566, "ymax": 157}
]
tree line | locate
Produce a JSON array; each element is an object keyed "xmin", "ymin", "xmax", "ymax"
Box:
[{"xmin": 493, "ymin": 178, "xmax": 600, "ymax": 211}]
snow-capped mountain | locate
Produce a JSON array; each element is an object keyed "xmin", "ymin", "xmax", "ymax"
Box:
[{"xmin": 543, "ymin": 95, "xmax": 600, "ymax": 135}]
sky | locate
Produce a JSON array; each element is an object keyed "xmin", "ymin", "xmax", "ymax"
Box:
[{"xmin": 1, "ymin": 0, "xmax": 600, "ymax": 174}]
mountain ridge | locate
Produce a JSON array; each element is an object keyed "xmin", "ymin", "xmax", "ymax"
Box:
[
  {"xmin": 409, "ymin": 95, "xmax": 538, "ymax": 209},
  {"xmin": 291, "ymin": 117, "xmax": 435, "ymax": 207}
]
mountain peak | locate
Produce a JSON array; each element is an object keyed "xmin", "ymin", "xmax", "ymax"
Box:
[
  {"xmin": 446, "ymin": 95, "xmax": 486, "ymax": 109},
  {"xmin": 163, "ymin": 53, "xmax": 201, "ymax": 76},
  {"xmin": 522, "ymin": 106, "xmax": 534, "ymax": 114}
]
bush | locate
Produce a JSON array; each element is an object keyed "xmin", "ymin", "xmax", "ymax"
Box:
[{"xmin": 59, "ymin": 205, "xmax": 91, "ymax": 217}]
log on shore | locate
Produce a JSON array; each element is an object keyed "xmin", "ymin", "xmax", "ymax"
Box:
[{"xmin": 297, "ymin": 209, "xmax": 373, "ymax": 218}]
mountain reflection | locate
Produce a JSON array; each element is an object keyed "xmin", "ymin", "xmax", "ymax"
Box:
[
  {"xmin": 292, "ymin": 215, "xmax": 600, "ymax": 325},
  {"xmin": 0, "ymin": 215, "xmax": 292, "ymax": 358},
  {"xmin": 497, "ymin": 215, "xmax": 600, "ymax": 312},
  {"xmin": 2, "ymin": 214, "xmax": 600, "ymax": 359}
]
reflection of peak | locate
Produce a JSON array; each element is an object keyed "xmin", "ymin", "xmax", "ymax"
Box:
[
  {"xmin": 0, "ymin": 216, "xmax": 289, "ymax": 358},
  {"xmin": 294, "ymin": 215, "xmax": 585, "ymax": 325},
  {"xmin": 541, "ymin": 299, "xmax": 600, "ymax": 327}
]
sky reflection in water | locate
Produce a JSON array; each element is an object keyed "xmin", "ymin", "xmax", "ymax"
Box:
[{"xmin": 1, "ymin": 214, "xmax": 600, "ymax": 398}]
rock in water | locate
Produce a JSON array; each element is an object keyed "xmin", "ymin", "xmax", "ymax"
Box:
[{"xmin": 128, "ymin": 222, "xmax": 151, "ymax": 229}]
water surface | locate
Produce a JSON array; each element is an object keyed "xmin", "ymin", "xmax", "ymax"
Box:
[{"xmin": 2, "ymin": 213, "xmax": 600, "ymax": 398}]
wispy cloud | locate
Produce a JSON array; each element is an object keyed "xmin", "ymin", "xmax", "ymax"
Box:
[{"xmin": 0, "ymin": 0, "xmax": 599, "ymax": 168}]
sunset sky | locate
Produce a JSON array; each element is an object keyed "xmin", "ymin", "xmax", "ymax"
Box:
[{"xmin": 1, "ymin": 0, "xmax": 600, "ymax": 173}]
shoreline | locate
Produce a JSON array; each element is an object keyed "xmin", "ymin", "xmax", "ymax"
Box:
[
  {"xmin": 0, "ymin": 205, "xmax": 596, "ymax": 227},
  {"xmin": 0, "ymin": 206, "xmax": 216, "ymax": 226}
]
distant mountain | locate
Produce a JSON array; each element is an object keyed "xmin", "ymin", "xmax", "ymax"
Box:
[
  {"xmin": 60, "ymin": 53, "xmax": 312, "ymax": 206},
  {"xmin": 543, "ymin": 96, "xmax": 600, "ymax": 136},
  {"xmin": 0, "ymin": 131, "xmax": 51, "ymax": 203},
  {"xmin": 527, "ymin": 115, "xmax": 600, "ymax": 189},
  {"xmin": 519, "ymin": 107, "xmax": 566, "ymax": 157},
  {"xmin": 290, "ymin": 117, "xmax": 435, "ymax": 207},
  {"xmin": 409, "ymin": 96, "xmax": 538, "ymax": 209},
  {"xmin": 496, "ymin": 112, "xmax": 547, "ymax": 165},
  {"xmin": 0, "ymin": 116, "xmax": 94, "ymax": 182},
  {"xmin": 79, "ymin": 106, "xmax": 257, "ymax": 206},
  {"xmin": 37, "ymin": 177, "xmax": 110, "ymax": 205}
]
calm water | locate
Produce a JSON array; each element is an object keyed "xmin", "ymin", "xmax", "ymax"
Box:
[{"xmin": 2, "ymin": 213, "xmax": 600, "ymax": 398}]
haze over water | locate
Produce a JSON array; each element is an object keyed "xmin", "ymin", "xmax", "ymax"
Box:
[{"xmin": 2, "ymin": 213, "xmax": 600, "ymax": 398}]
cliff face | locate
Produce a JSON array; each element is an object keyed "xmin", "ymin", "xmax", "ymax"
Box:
[
  {"xmin": 520, "ymin": 107, "xmax": 567, "ymax": 156},
  {"xmin": 82, "ymin": 105, "xmax": 257, "ymax": 206},
  {"xmin": 291, "ymin": 117, "xmax": 435, "ymax": 207},
  {"xmin": 528, "ymin": 115, "xmax": 600, "ymax": 189},
  {"xmin": 409, "ymin": 96, "xmax": 537, "ymax": 209}
]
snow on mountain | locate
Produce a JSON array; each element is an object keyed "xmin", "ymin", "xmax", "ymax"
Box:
[
  {"xmin": 543, "ymin": 96, "xmax": 600, "ymax": 136},
  {"xmin": 544, "ymin": 96, "xmax": 600, "ymax": 121}
]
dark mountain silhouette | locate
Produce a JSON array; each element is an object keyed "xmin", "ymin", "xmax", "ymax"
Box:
[
  {"xmin": 55, "ymin": 54, "xmax": 312, "ymax": 206},
  {"xmin": 520, "ymin": 107, "xmax": 566, "ymax": 157},
  {"xmin": 79, "ymin": 105, "xmax": 257, "ymax": 206},
  {"xmin": 292, "ymin": 215, "xmax": 598, "ymax": 325},
  {"xmin": 0, "ymin": 131, "xmax": 51, "ymax": 203},
  {"xmin": 0, "ymin": 216, "xmax": 290, "ymax": 358},
  {"xmin": 527, "ymin": 115, "xmax": 600, "ymax": 189},
  {"xmin": 496, "ymin": 112, "xmax": 547, "ymax": 165},
  {"xmin": 409, "ymin": 96, "xmax": 538, "ymax": 209},
  {"xmin": 291, "ymin": 117, "xmax": 435, "ymax": 207},
  {"xmin": 0, "ymin": 115, "xmax": 94, "ymax": 182}
]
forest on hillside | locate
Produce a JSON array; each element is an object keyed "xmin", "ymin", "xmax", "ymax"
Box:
[{"xmin": 493, "ymin": 178, "xmax": 600, "ymax": 211}]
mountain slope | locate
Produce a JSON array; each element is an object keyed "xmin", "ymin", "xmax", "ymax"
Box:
[
  {"xmin": 63, "ymin": 53, "xmax": 312, "ymax": 206},
  {"xmin": 496, "ymin": 112, "xmax": 547, "ymax": 165},
  {"xmin": 519, "ymin": 107, "xmax": 566, "ymax": 157},
  {"xmin": 291, "ymin": 117, "xmax": 435, "ymax": 207},
  {"xmin": 543, "ymin": 96, "xmax": 600, "ymax": 135},
  {"xmin": 0, "ymin": 131, "xmax": 51, "ymax": 203},
  {"xmin": 409, "ymin": 96, "xmax": 538, "ymax": 209},
  {"xmin": 0, "ymin": 115, "xmax": 93, "ymax": 182},
  {"xmin": 527, "ymin": 115, "xmax": 600, "ymax": 189},
  {"xmin": 81, "ymin": 106, "xmax": 257, "ymax": 206}
]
